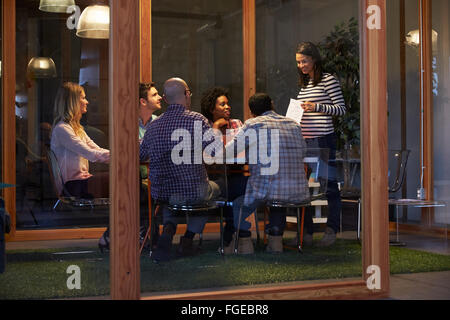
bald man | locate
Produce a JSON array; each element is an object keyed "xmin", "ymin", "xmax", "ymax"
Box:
[{"xmin": 140, "ymin": 78, "xmax": 222, "ymax": 262}]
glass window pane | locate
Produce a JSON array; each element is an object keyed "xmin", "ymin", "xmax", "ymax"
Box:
[
  {"xmin": 387, "ymin": 0, "xmax": 448, "ymax": 252},
  {"xmin": 15, "ymin": 1, "xmax": 110, "ymax": 231},
  {"xmin": 256, "ymin": 0, "xmax": 362, "ymax": 283},
  {"xmin": 142, "ymin": 0, "xmax": 363, "ymax": 297},
  {"xmin": 152, "ymin": 0, "xmax": 243, "ymax": 120},
  {"xmin": 432, "ymin": 0, "xmax": 450, "ymax": 230}
]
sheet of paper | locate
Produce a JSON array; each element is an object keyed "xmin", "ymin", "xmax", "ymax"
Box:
[{"xmin": 285, "ymin": 99, "xmax": 304, "ymax": 124}]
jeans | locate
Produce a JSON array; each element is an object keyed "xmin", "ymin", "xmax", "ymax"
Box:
[
  {"xmin": 162, "ymin": 180, "xmax": 221, "ymax": 234},
  {"xmin": 223, "ymin": 173, "xmax": 248, "ymax": 241},
  {"xmin": 232, "ymin": 196, "xmax": 287, "ymax": 237},
  {"xmin": 304, "ymin": 133, "xmax": 342, "ymax": 234}
]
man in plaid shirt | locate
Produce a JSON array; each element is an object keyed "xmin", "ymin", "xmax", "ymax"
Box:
[
  {"xmin": 140, "ymin": 77, "xmax": 222, "ymax": 262},
  {"xmin": 224, "ymin": 93, "xmax": 309, "ymax": 254}
]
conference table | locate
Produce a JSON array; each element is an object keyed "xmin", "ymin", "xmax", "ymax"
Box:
[{"xmin": 388, "ymin": 198, "xmax": 447, "ymax": 246}]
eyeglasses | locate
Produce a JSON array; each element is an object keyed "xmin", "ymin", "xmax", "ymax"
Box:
[{"xmin": 185, "ymin": 89, "xmax": 193, "ymax": 97}]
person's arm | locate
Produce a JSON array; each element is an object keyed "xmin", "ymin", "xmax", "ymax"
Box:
[
  {"xmin": 139, "ymin": 126, "xmax": 151, "ymax": 161},
  {"xmin": 84, "ymin": 133, "xmax": 110, "ymax": 162},
  {"xmin": 54, "ymin": 123, "xmax": 109, "ymax": 163},
  {"xmin": 202, "ymin": 118, "xmax": 224, "ymax": 164},
  {"xmin": 223, "ymin": 121, "xmax": 256, "ymax": 164},
  {"xmin": 315, "ymin": 75, "xmax": 346, "ymax": 116}
]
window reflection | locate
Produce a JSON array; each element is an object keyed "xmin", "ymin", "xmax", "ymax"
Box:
[
  {"xmin": 152, "ymin": 0, "xmax": 243, "ymax": 120},
  {"xmin": 15, "ymin": 0, "xmax": 109, "ymax": 229},
  {"xmin": 142, "ymin": 0, "xmax": 363, "ymax": 296}
]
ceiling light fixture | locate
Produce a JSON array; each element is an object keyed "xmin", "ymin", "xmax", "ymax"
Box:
[
  {"xmin": 38, "ymin": 0, "xmax": 76, "ymax": 13},
  {"xmin": 76, "ymin": 4, "xmax": 110, "ymax": 39}
]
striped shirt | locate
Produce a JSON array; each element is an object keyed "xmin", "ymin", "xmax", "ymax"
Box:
[{"xmin": 297, "ymin": 73, "xmax": 346, "ymax": 139}]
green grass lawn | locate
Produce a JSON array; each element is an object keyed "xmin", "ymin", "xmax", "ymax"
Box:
[{"xmin": 1, "ymin": 238, "xmax": 449, "ymax": 299}]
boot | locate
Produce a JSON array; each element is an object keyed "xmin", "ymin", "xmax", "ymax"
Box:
[
  {"xmin": 98, "ymin": 231, "xmax": 109, "ymax": 253},
  {"xmin": 177, "ymin": 236, "xmax": 198, "ymax": 257},
  {"xmin": 237, "ymin": 237, "xmax": 254, "ymax": 255},
  {"xmin": 266, "ymin": 235, "xmax": 283, "ymax": 254},
  {"xmin": 152, "ymin": 223, "xmax": 175, "ymax": 262},
  {"xmin": 317, "ymin": 227, "xmax": 336, "ymax": 247}
]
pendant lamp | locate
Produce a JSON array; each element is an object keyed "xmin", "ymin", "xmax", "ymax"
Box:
[
  {"xmin": 76, "ymin": 4, "xmax": 110, "ymax": 39},
  {"xmin": 27, "ymin": 57, "xmax": 57, "ymax": 79},
  {"xmin": 405, "ymin": 29, "xmax": 438, "ymax": 52},
  {"xmin": 39, "ymin": 0, "xmax": 75, "ymax": 13}
]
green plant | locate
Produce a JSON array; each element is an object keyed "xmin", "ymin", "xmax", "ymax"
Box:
[{"xmin": 318, "ymin": 17, "xmax": 360, "ymax": 151}]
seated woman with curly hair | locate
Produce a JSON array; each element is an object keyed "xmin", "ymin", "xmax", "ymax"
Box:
[
  {"xmin": 200, "ymin": 86, "xmax": 243, "ymax": 141},
  {"xmin": 200, "ymin": 86, "xmax": 248, "ymax": 253}
]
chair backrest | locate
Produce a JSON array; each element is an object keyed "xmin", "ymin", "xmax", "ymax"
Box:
[
  {"xmin": 46, "ymin": 148, "xmax": 65, "ymax": 197},
  {"xmin": 338, "ymin": 148, "xmax": 361, "ymax": 198},
  {"xmin": 388, "ymin": 149, "xmax": 410, "ymax": 193},
  {"xmin": 304, "ymin": 147, "xmax": 330, "ymax": 200}
]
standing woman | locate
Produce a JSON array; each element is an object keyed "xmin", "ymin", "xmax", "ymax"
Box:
[{"xmin": 296, "ymin": 42, "xmax": 346, "ymax": 247}]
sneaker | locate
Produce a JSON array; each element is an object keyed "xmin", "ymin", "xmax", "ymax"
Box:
[
  {"xmin": 237, "ymin": 237, "xmax": 254, "ymax": 255},
  {"xmin": 317, "ymin": 227, "xmax": 336, "ymax": 247},
  {"xmin": 266, "ymin": 235, "xmax": 283, "ymax": 254},
  {"xmin": 98, "ymin": 232, "xmax": 109, "ymax": 253},
  {"xmin": 177, "ymin": 236, "xmax": 198, "ymax": 257},
  {"xmin": 152, "ymin": 224, "xmax": 175, "ymax": 263}
]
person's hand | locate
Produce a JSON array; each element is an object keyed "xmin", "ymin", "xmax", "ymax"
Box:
[
  {"xmin": 301, "ymin": 101, "xmax": 316, "ymax": 112},
  {"xmin": 101, "ymin": 151, "xmax": 110, "ymax": 164},
  {"xmin": 212, "ymin": 118, "xmax": 229, "ymax": 130}
]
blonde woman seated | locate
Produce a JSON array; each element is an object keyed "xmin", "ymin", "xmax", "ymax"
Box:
[{"xmin": 51, "ymin": 82, "xmax": 110, "ymax": 200}]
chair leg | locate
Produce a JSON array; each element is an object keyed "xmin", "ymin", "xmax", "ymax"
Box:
[
  {"xmin": 296, "ymin": 208, "xmax": 303, "ymax": 253},
  {"xmin": 300, "ymin": 207, "xmax": 305, "ymax": 251},
  {"xmin": 219, "ymin": 207, "xmax": 224, "ymax": 256},
  {"xmin": 263, "ymin": 206, "xmax": 269, "ymax": 245},
  {"xmin": 53, "ymin": 199, "xmax": 61, "ymax": 211},
  {"xmin": 148, "ymin": 205, "xmax": 160, "ymax": 258},
  {"xmin": 198, "ymin": 233, "xmax": 203, "ymax": 248},
  {"xmin": 254, "ymin": 209, "xmax": 261, "ymax": 246},
  {"xmin": 234, "ymin": 206, "xmax": 243, "ymax": 254},
  {"xmin": 139, "ymin": 224, "xmax": 151, "ymax": 255}
]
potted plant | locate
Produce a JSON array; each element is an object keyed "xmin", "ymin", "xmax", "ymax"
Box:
[{"xmin": 318, "ymin": 17, "xmax": 360, "ymax": 157}]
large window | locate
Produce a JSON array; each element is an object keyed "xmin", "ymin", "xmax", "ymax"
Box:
[
  {"xmin": 139, "ymin": 0, "xmax": 364, "ymax": 297},
  {"xmin": 432, "ymin": 0, "xmax": 450, "ymax": 228},
  {"xmin": 152, "ymin": 0, "xmax": 243, "ymax": 120},
  {"xmin": 15, "ymin": 1, "xmax": 109, "ymax": 230}
]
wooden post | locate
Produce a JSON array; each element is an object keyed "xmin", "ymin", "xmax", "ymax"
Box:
[
  {"xmin": 110, "ymin": 0, "xmax": 140, "ymax": 300},
  {"xmin": 140, "ymin": 0, "xmax": 152, "ymax": 83},
  {"xmin": 243, "ymin": 0, "xmax": 255, "ymax": 121},
  {"xmin": 419, "ymin": 0, "xmax": 434, "ymax": 226},
  {"xmin": 2, "ymin": 0, "xmax": 16, "ymax": 240},
  {"xmin": 360, "ymin": 0, "xmax": 390, "ymax": 295}
]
